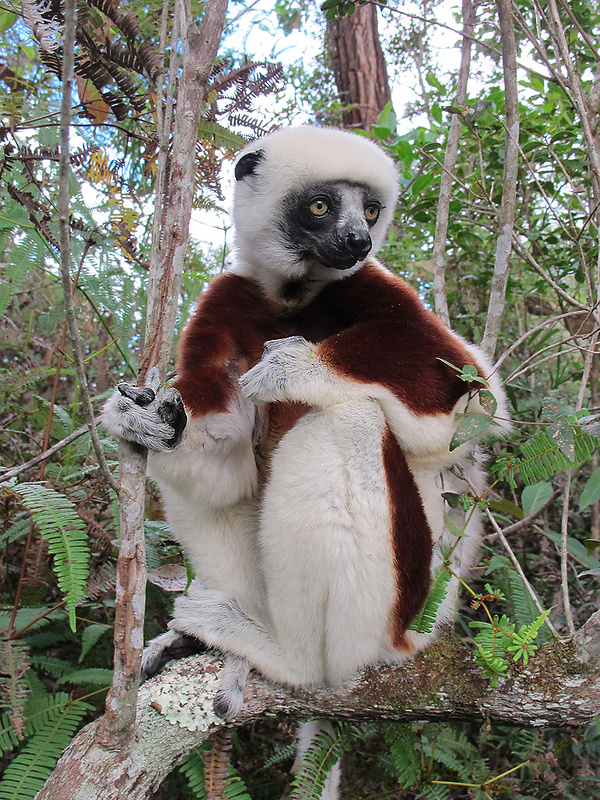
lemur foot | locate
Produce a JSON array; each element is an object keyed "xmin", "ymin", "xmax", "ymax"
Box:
[
  {"xmin": 239, "ymin": 336, "xmax": 313, "ymax": 404},
  {"xmin": 213, "ymin": 656, "xmax": 251, "ymax": 720},
  {"xmin": 141, "ymin": 630, "xmax": 206, "ymax": 681},
  {"xmin": 101, "ymin": 384, "xmax": 187, "ymax": 451}
]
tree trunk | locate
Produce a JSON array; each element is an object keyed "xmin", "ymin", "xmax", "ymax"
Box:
[{"xmin": 326, "ymin": 4, "xmax": 392, "ymax": 129}]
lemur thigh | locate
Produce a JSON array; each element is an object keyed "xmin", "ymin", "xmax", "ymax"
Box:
[{"xmin": 170, "ymin": 398, "xmax": 398, "ymax": 686}]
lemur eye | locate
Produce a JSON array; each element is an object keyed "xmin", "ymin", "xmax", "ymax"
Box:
[
  {"xmin": 309, "ymin": 198, "xmax": 329, "ymax": 217},
  {"xmin": 364, "ymin": 204, "xmax": 381, "ymax": 223}
]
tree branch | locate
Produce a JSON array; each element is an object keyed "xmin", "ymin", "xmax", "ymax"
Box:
[{"xmin": 37, "ymin": 634, "xmax": 600, "ymax": 800}]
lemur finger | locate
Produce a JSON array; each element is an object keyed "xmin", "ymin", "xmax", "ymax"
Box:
[
  {"xmin": 117, "ymin": 383, "xmax": 156, "ymax": 406},
  {"xmin": 156, "ymin": 387, "xmax": 187, "ymax": 447}
]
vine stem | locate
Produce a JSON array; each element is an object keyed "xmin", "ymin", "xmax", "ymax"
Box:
[{"xmin": 57, "ymin": 0, "xmax": 119, "ymax": 494}]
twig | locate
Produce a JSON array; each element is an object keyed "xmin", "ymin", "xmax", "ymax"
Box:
[
  {"xmin": 481, "ymin": 0, "xmax": 520, "ymax": 359},
  {"xmin": 0, "ymin": 425, "xmax": 89, "ymax": 485},
  {"xmin": 57, "ymin": 0, "xmax": 119, "ymax": 494},
  {"xmin": 99, "ymin": 0, "xmax": 230, "ymax": 743},
  {"xmin": 560, "ymin": 470, "xmax": 576, "ymax": 638},
  {"xmin": 485, "ymin": 507, "xmax": 560, "ymax": 638},
  {"xmin": 430, "ymin": 0, "xmax": 474, "ymax": 327}
]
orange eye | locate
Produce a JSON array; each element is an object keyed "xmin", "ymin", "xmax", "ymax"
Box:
[{"xmin": 309, "ymin": 198, "xmax": 329, "ymax": 216}]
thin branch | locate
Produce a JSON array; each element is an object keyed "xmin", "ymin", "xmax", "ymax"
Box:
[
  {"xmin": 495, "ymin": 309, "xmax": 598, "ymax": 369},
  {"xmin": 57, "ymin": 0, "xmax": 119, "ymax": 494},
  {"xmin": 0, "ymin": 425, "xmax": 89, "ymax": 485},
  {"xmin": 481, "ymin": 0, "xmax": 520, "ymax": 358},
  {"xmin": 485, "ymin": 508, "xmax": 560, "ymax": 638},
  {"xmin": 560, "ymin": 470, "xmax": 576, "ymax": 638},
  {"xmin": 431, "ymin": 0, "xmax": 474, "ymax": 326},
  {"xmin": 100, "ymin": 0, "xmax": 230, "ymax": 743}
]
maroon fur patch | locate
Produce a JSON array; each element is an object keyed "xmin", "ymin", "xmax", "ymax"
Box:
[
  {"xmin": 382, "ymin": 424, "xmax": 433, "ymax": 647},
  {"xmin": 315, "ymin": 263, "xmax": 482, "ymax": 416},
  {"xmin": 174, "ymin": 274, "xmax": 287, "ymax": 416}
]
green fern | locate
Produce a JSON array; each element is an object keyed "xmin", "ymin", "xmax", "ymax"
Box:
[
  {"xmin": 424, "ymin": 728, "xmax": 477, "ymax": 782},
  {"xmin": 79, "ymin": 623, "xmax": 112, "ymax": 662},
  {"xmin": 0, "ymin": 231, "xmax": 39, "ymax": 319},
  {"xmin": 381, "ymin": 723, "xmax": 421, "ymax": 788},
  {"xmin": 0, "ymin": 694, "xmax": 91, "ymax": 800},
  {"xmin": 498, "ymin": 413, "xmax": 599, "ymax": 488},
  {"xmin": 223, "ymin": 771, "xmax": 252, "ymax": 800},
  {"xmin": 178, "ymin": 746, "xmax": 208, "ymax": 799},
  {"xmin": 288, "ymin": 723, "xmax": 363, "ymax": 800},
  {"xmin": 409, "ymin": 563, "xmax": 452, "ymax": 634},
  {"xmin": 13, "ymin": 483, "xmax": 90, "ymax": 631},
  {"xmin": 418, "ymin": 784, "xmax": 452, "ymax": 800},
  {"xmin": 56, "ymin": 668, "xmax": 113, "ymax": 687}
]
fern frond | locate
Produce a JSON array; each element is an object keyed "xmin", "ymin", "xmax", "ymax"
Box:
[
  {"xmin": 179, "ymin": 746, "xmax": 208, "ymax": 799},
  {"xmin": 381, "ymin": 724, "xmax": 420, "ymax": 788},
  {"xmin": 419, "ymin": 784, "xmax": 452, "ymax": 800},
  {"xmin": 289, "ymin": 723, "xmax": 363, "ymax": 800},
  {"xmin": 13, "ymin": 483, "xmax": 90, "ymax": 631},
  {"xmin": 409, "ymin": 563, "xmax": 452, "ymax": 634},
  {"xmin": 223, "ymin": 772, "xmax": 252, "ymax": 800},
  {"xmin": 56, "ymin": 668, "xmax": 113, "ymax": 688},
  {"xmin": 0, "ymin": 696, "xmax": 90, "ymax": 800},
  {"xmin": 29, "ymin": 656, "xmax": 73, "ymax": 678},
  {"xmin": 79, "ymin": 623, "xmax": 112, "ymax": 663},
  {"xmin": 425, "ymin": 728, "xmax": 476, "ymax": 781},
  {"xmin": 504, "ymin": 414, "xmax": 599, "ymax": 486}
]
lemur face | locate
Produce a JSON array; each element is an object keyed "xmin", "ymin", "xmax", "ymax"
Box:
[
  {"xmin": 280, "ymin": 182, "xmax": 382, "ymax": 271},
  {"xmin": 231, "ymin": 127, "xmax": 399, "ymax": 300}
]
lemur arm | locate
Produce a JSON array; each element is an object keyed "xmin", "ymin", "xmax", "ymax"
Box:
[{"xmin": 239, "ymin": 276, "xmax": 507, "ymax": 460}]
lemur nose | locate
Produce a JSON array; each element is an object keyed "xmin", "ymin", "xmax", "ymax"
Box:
[{"xmin": 346, "ymin": 231, "xmax": 372, "ymax": 259}]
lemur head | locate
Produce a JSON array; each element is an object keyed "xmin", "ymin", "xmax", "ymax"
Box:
[{"xmin": 231, "ymin": 127, "xmax": 398, "ymax": 303}]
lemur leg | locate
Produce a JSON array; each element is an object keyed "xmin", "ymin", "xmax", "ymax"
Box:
[
  {"xmin": 291, "ymin": 721, "xmax": 342, "ymax": 800},
  {"xmin": 169, "ymin": 398, "xmax": 397, "ymax": 687}
]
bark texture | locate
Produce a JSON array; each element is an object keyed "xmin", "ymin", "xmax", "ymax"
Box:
[
  {"xmin": 39, "ymin": 632, "xmax": 600, "ymax": 800},
  {"xmin": 327, "ymin": 4, "xmax": 392, "ymax": 129}
]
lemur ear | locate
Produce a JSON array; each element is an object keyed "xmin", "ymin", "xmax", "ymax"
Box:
[{"xmin": 235, "ymin": 149, "xmax": 265, "ymax": 181}]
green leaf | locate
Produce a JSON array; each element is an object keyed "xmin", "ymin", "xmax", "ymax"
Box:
[
  {"xmin": 488, "ymin": 498, "xmax": 524, "ymax": 520},
  {"xmin": 409, "ymin": 563, "xmax": 452, "ymax": 634},
  {"xmin": 580, "ymin": 467, "xmax": 600, "ymax": 510},
  {"xmin": 544, "ymin": 531, "xmax": 600, "ymax": 571},
  {"xmin": 13, "ymin": 483, "xmax": 90, "ymax": 631},
  {"xmin": 479, "ymin": 389, "xmax": 498, "ymax": 415},
  {"xmin": 450, "ymin": 414, "xmax": 491, "ymax": 450},
  {"xmin": 426, "ymin": 72, "xmax": 445, "ymax": 92},
  {"xmin": 197, "ymin": 120, "xmax": 245, "ymax": 151},
  {"xmin": 79, "ymin": 624, "xmax": 112, "ymax": 663},
  {"xmin": 0, "ymin": 9, "xmax": 17, "ymax": 32},
  {"xmin": 550, "ymin": 420, "xmax": 576, "ymax": 461},
  {"xmin": 521, "ymin": 482, "xmax": 552, "ymax": 517}
]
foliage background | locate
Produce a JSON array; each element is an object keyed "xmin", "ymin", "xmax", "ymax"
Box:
[{"xmin": 0, "ymin": 0, "xmax": 599, "ymax": 798}]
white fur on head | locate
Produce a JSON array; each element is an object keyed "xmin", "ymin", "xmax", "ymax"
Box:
[{"xmin": 231, "ymin": 126, "xmax": 399, "ymax": 293}]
